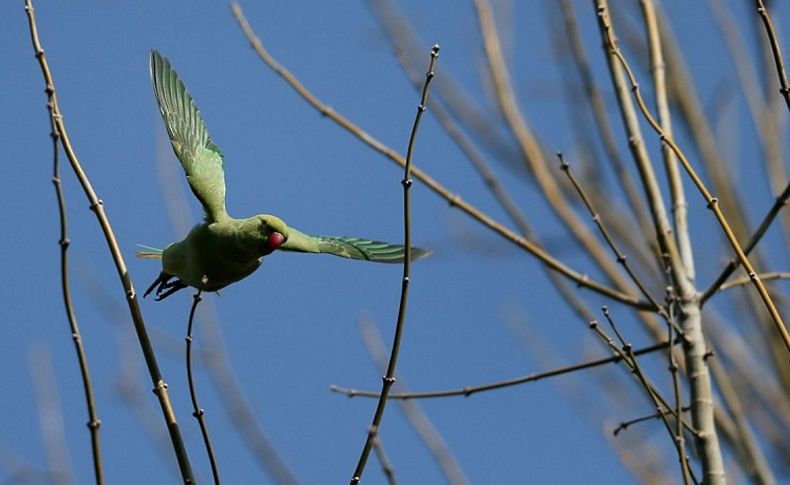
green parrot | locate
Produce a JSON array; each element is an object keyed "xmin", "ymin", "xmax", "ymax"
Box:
[{"xmin": 139, "ymin": 50, "xmax": 430, "ymax": 301}]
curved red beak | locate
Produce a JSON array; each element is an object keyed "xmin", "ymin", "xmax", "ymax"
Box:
[{"xmin": 264, "ymin": 232, "xmax": 285, "ymax": 254}]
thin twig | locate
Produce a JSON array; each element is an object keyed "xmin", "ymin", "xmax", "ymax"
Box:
[
  {"xmin": 714, "ymin": 272, "xmax": 790, "ymax": 294},
  {"xmin": 381, "ymin": 2, "xmax": 666, "ymax": 374},
  {"xmin": 655, "ymin": 5, "xmax": 754, "ymax": 246},
  {"xmin": 558, "ymin": 156, "xmax": 665, "ymax": 315},
  {"xmin": 35, "ymin": 12, "xmax": 104, "ymax": 481},
  {"xmin": 349, "ymin": 44, "xmax": 438, "ymax": 485},
  {"xmin": 599, "ymin": 1, "xmax": 790, "ymax": 355},
  {"xmin": 474, "ymin": 0, "xmax": 652, "ymax": 314},
  {"xmin": 229, "ymin": 1, "xmax": 654, "ymax": 311},
  {"xmin": 702, "ymin": 181, "xmax": 790, "ymax": 303},
  {"xmin": 755, "ymin": 0, "xmax": 790, "ymax": 112},
  {"xmin": 24, "ymin": 1, "xmax": 194, "ymax": 481},
  {"xmin": 590, "ymin": 315, "xmax": 699, "ymax": 485},
  {"xmin": 614, "ymin": 406, "xmax": 691, "ymax": 436},
  {"xmin": 709, "ymin": 0, "xmax": 790, "ymax": 253},
  {"xmin": 639, "ymin": 6, "xmax": 693, "ymax": 478},
  {"xmin": 330, "ymin": 339, "xmax": 678, "ymax": 400},
  {"xmin": 641, "ymin": 0, "xmax": 694, "ymax": 284},
  {"xmin": 558, "ymin": 0, "xmax": 656, "ymax": 251},
  {"xmin": 588, "ymin": 317, "xmax": 699, "ymax": 441},
  {"xmin": 186, "ymin": 276, "xmax": 220, "ymax": 484},
  {"xmin": 364, "ymin": 0, "xmax": 520, "ymax": 172}
]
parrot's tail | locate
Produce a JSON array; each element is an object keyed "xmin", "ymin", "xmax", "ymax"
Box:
[{"xmin": 136, "ymin": 244, "xmax": 163, "ymax": 260}]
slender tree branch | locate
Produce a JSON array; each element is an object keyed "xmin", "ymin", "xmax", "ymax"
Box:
[
  {"xmin": 702, "ymin": 181, "xmax": 790, "ymax": 303},
  {"xmin": 558, "ymin": 0, "xmax": 656, "ymax": 253},
  {"xmin": 714, "ymin": 272, "xmax": 790, "ymax": 294},
  {"xmin": 638, "ymin": 6, "xmax": 693, "ymax": 479},
  {"xmin": 594, "ymin": 4, "xmax": 729, "ymax": 481},
  {"xmin": 186, "ymin": 277, "xmax": 220, "ymax": 484},
  {"xmin": 599, "ymin": 1, "xmax": 790, "ymax": 356},
  {"xmin": 613, "ymin": 406, "xmax": 691, "ymax": 436},
  {"xmin": 230, "ymin": 1, "xmax": 654, "ymax": 311},
  {"xmin": 24, "ymin": 2, "xmax": 194, "ymax": 481},
  {"xmin": 330, "ymin": 339, "xmax": 678, "ymax": 400},
  {"xmin": 364, "ymin": 0, "xmax": 521, "ymax": 173},
  {"xmin": 349, "ymin": 44, "xmax": 438, "ymax": 485},
  {"xmin": 709, "ymin": 0, "xmax": 790, "ymax": 254},
  {"xmin": 654, "ymin": 5, "xmax": 754, "ymax": 246},
  {"xmin": 755, "ymin": 0, "xmax": 790, "ymax": 112},
  {"xmin": 33, "ymin": 12, "xmax": 104, "ymax": 481},
  {"xmin": 474, "ymin": 0, "xmax": 654, "ymax": 313},
  {"xmin": 641, "ymin": 0, "xmax": 694, "ymax": 283},
  {"xmin": 590, "ymin": 314, "xmax": 698, "ymax": 485},
  {"xmin": 585, "ymin": 321, "xmax": 699, "ymax": 440},
  {"xmin": 558, "ymin": 156, "xmax": 666, "ymax": 317}
]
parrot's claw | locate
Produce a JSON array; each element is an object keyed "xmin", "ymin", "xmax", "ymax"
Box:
[{"xmin": 143, "ymin": 272, "xmax": 187, "ymax": 301}]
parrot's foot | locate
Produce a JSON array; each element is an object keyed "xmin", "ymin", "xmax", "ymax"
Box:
[{"xmin": 143, "ymin": 272, "xmax": 187, "ymax": 301}]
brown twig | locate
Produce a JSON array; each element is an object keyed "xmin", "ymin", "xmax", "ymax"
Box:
[
  {"xmin": 613, "ymin": 406, "xmax": 691, "ymax": 436},
  {"xmin": 24, "ymin": 1, "xmax": 194, "ymax": 481},
  {"xmin": 229, "ymin": 1, "xmax": 653, "ymax": 311},
  {"xmin": 364, "ymin": 0, "xmax": 520, "ymax": 172},
  {"xmin": 558, "ymin": 155, "xmax": 666, "ymax": 317},
  {"xmin": 594, "ymin": 4, "xmax": 728, "ymax": 481},
  {"xmin": 590, "ymin": 314, "xmax": 698, "ymax": 485},
  {"xmin": 558, "ymin": 0, "xmax": 656, "ymax": 251},
  {"xmin": 755, "ymin": 0, "xmax": 790, "ymax": 112},
  {"xmin": 714, "ymin": 272, "xmax": 790, "ymax": 294},
  {"xmin": 702, "ymin": 181, "xmax": 790, "ymax": 303},
  {"xmin": 33, "ymin": 9, "xmax": 104, "ymax": 480},
  {"xmin": 186, "ymin": 277, "xmax": 220, "ymax": 484},
  {"xmin": 330, "ymin": 339, "xmax": 678, "ymax": 400},
  {"xmin": 635, "ymin": 6, "xmax": 693, "ymax": 478},
  {"xmin": 349, "ymin": 44, "xmax": 438, "ymax": 485},
  {"xmin": 474, "ymin": 0, "xmax": 653, "ymax": 313},
  {"xmin": 599, "ymin": 1, "xmax": 790, "ymax": 357}
]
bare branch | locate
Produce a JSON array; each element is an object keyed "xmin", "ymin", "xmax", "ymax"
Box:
[
  {"xmin": 229, "ymin": 1, "xmax": 654, "ymax": 311},
  {"xmin": 24, "ymin": 1, "xmax": 194, "ymax": 480}
]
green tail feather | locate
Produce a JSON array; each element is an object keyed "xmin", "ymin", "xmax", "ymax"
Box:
[{"xmin": 136, "ymin": 244, "xmax": 163, "ymax": 260}]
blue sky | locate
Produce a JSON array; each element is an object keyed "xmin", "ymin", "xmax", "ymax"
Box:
[{"xmin": 3, "ymin": 1, "xmax": 788, "ymax": 484}]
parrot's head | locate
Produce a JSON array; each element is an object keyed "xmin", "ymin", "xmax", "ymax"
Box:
[{"xmin": 256, "ymin": 214, "xmax": 289, "ymax": 255}]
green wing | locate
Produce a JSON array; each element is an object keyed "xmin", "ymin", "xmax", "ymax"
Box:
[
  {"xmin": 280, "ymin": 227, "xmax": 431, "ymax": 263},
  {"xmin": 150, "ymin": 50, "xmax": 227, "ymax": 222}
]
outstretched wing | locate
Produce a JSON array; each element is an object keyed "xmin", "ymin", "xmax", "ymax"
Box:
[
  {"xmin": 280, "ymin": 227, "xmax": 431, "ymax": 263},
  {"xmin": 150, "ymin": 50, "xmax": 227, "ymax": 222}
]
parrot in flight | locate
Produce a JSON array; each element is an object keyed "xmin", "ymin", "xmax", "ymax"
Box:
[{"xmin": 139, "ymin": 50, "xmax": 430, "ymax": 301}]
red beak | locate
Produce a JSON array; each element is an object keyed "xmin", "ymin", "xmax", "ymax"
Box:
[{"xmin": 265, "ymin": 232, "xmax": 285, "ymax": 254}]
